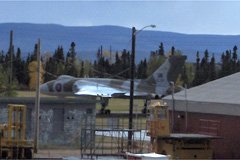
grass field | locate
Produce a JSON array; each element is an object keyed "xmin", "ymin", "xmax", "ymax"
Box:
[
  {"xmin": 96, "ymin": 98, "xmax": 145, "ymax": 112},
  {"xmin": 15, "ymin": 90, "xmax": 145, "ymax": 112}
]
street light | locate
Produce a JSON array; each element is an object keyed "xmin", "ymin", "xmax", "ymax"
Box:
[
  {"xmin": 169, "ymin": 81, "xmax": 175, "ymax": 133},
  {"xmin": 135, "ymin": 25, "xmax": 156, "ymax": 35},
  {"xmin": 128, "ymin": 25, "xmax": 156, "ymax": 150}
]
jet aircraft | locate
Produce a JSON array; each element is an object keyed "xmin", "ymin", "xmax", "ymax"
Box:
[{"xmin": 40, "ymin": 55, "xmax": 186, "ymax": 113}]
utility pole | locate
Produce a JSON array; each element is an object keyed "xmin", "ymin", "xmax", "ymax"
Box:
[
  {"xmin": 127, "ymin": 25, "xmax": 156, "ymax": 151},
  {"xmin": 34, "ymin": 39, "xmax": 41, "ymax": 153},
  {"xmin": 170, "ymin": 81, "xmax": 175, "ymax": 132},
  {"xmin": 9, "ymin": 30, "xmax": 13, "ymax": 86},
  {"xmin": 128, "ymin": 27, "xmax": 136, "ymax": 150},
  {"xmin": 184, "ymin": 84, "xmax": 188, "ymax": 132}
]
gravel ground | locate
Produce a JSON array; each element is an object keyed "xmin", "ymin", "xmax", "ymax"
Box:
[
  {"xmin": 34, "ymin": 149, "xmax": 125, "ymax": 159},
  {"xmin": 34, "ymin": 149, "xmax": 82, "ymax": 159}
]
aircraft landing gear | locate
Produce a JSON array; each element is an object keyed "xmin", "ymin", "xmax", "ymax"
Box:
[
  {"xmin": 142, "ymin": 99, "xmax": 150, "ymax": 114},
  {"xmin": 99, "ymin": 97, "xmax": 111, "ymax": 115},
  {"xmin": 99, "ymin": 107, "xmax": 111, "ymax": 115}
]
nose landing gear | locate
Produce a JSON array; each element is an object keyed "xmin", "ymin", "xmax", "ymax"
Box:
[{"xmin": 99, "ymin": 97, "xmax": 111, "ymax": 115}]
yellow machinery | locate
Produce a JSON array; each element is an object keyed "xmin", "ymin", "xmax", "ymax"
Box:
[
  {"xmin": 147, "ymin": 100, "xmax": 218, "ymax": 159},
  {"xmin": 147, "ymin": 100, "xmax": 170, "ymax": 137},
  {"xmin": 0, "ymin": 104, "xmax": 33, "ymax": 159}
]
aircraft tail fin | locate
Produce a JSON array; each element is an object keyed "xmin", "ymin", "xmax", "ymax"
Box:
[{"xmin": 145, "ymin": 55, "xmax": 186, "ymax": 96}]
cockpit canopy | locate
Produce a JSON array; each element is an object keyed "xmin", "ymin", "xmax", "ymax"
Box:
[{"xmin": 57, "ymin": 75, "xmax": 75, "ymax": 80}]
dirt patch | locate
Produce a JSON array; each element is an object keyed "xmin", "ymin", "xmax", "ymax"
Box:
[{"xmin": 34, "ymin": 149, "xmax": 81, "ymax": 159}]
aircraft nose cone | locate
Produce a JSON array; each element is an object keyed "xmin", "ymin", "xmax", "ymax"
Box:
[{"xmin": 40, "ymin": 83, "xmax": 49, "ymax": 94}]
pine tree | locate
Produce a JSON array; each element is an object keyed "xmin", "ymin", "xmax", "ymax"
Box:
[
  {"xmin": 97, "ymin": 57, "xmax": 105, "ymax": 78},
  {"xmin": 232, "ymin": 45, "xmax": 238, "ymax": 73},
  {"xmin": 44, "ymin": 57, "xmax": 55, "ymax": 82},
  {"xmin": 65, "ymin": 42, "xmax": 78, "ymax": 76},
  {"xmin": 147, "ymin": 51, "xmax": 165, "ymax": 76},
  {"xmin": 14, "ymin": 48, "xmax": 26, "ymax": 85},
  {"xmin": 5, "ymin": 42, "xmax": 16, "ymax": 83},
  {"xmin": 181, "ymin": 65, "xmax": 189, "ymax": 86},
  {"xmin": 142, "ymin": 58, "xmax": 148, "ymax": 78},
  {"xmin": 220, "ymin": 50, "xmax": 232, "ymax": 77},
  {"xmin": 137, "ymin": 60, "xmax": 144, "ymax": 79},
  {"xmin": 171, "ymin": 46, "xmax": 175, "ymax": 56},
  {"xmin": 202, "ymin": 49, "xmax": 210, "ymax": 82},
  {"xmin": 30, "ymin": 44, "xmax": 38, "ymax": 61},
  {"xmin": 111, "ymin": 52, "xmax": 121, "ymax": 78},
  {"xmin": 121, "ymin": 49, "xmax": 130, "ymax": 78},
  {"xmin": 53, "ymin": 46, "xmax": 65, "ymax": 63},
  {"xmin": 53, "ymin": 46, "xmax": 65, "ymax": 75},
  {"xmin": 0, "ymin": 50, "xmax": 5, "ymax": 64},
  {"xmin": 0, "ymin": 64, "xmax": 9, "ymax": 95},
  {"xmin": 137, "ymin": 58, "xmax": 148, "ymax": 79},
  {"xmin": 192, "ymin": 51, "xmax": 201, "ymax": 86},
  {"xmin": 93, "ymin": 60, "xmax": 98, "ymax": 77},
  {"xmin": 159, "ymin": 42, "xmax": 164, "ymax": 56},
  {"xmin": 220, "ymin": 52, "xmax": 226, "ymax": 77},
  {"xmin": 87, "ymin": 61, "xmax": 93, "ymax": 77},
  {"xmin": 209, "ymin": 54, "xmax": 216, "ymax": 81},
  {"xmin": 80, "ymin": 61, "xmax": 84, "ymax": 77},
  {"xmin": 105, "ymin": 59, "xmax": 111, "ymax": 75}
]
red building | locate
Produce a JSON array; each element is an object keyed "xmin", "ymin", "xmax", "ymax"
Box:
[{"xmin": 163, "ymin": 72, "xmax": 240, "ymax": 158}]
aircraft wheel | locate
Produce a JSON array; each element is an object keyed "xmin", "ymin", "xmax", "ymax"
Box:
[
  {"xmin": 24, "ymin": 148, "xmax": 32, "ymax": 159},
  {"xmin": 1, "ymin": 151, "xmax": 7, "ymax": 158},
  {"xmin": 18, "ymin": 148, "xmax": 23, "ymax": 159},
  {"xmin": 142, "ymin": 108, "xmax": 147, "ymax": 114},
  {"xmin": 12, "ymin": 147, "xmax": 18, "ymax": 159},
  {"xmin": 105, "ymin": 109, "xmax": 111, "ymax": 115},
  {"xmin": 99, "ymin": 108, "xmax": 105, "ymax": 114}
]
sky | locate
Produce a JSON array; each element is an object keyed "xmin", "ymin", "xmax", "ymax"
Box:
[{"xmin": 0, "ymin": 1, "xmax": 240, "ymax": 35}]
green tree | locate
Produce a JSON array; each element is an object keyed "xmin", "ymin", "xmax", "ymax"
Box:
[
  {"xmin": 14, "ymin": 48, "xmax": 27, "ymax": 85},
  {"xmin": 80, "ymin": 61, "xmax": 84, "ymax": 77},
  {"xmin": 192, "ymin": 51, "xmax": 201, "ymax": 86},
  {"xmin": 209, "ymin": 54, "xmax": 217, "ymax": 81},
  {"xmin": 112, "ymin": 52, "xmax": 122, "ymax": 77},
  {"xmin": 159, "ymin": 42, "xmax": 164, "ymax": 56},
  {"xmin": 65, "ymin": 42, "xmax": 78, "ymax": 76},
  {"xmin": 121, "ymin": 49, "xmax": 130, "ymax": 78},
  {"xmin": 84, "ymin": 60, "xmax": 93, "ymax": 77},
  {"xmin": 44, "ymin": 57, "xmax": 55, "ymax": 82},
  {"xmin": 53, "ymin": 46, "xmax": 65, "ymax": 75},
  {"xmin": 201, "ymin": 49, "xmax": 210, "ymax": 82},
  {"xmin": 232, "ymin": 45, "xmax": 238, "ymax": 73},
  {"xmin": 53, "ymin": 46, "xmax": 65, "ymax": 63},
  {"xmin": 30, "ymin": 44, "xmax": 38, "ymax": 61},
  {"xmin": 184, "ymin": 63, "xmax": 194, "ymax": 87},
  {"xmin": 0, "ymin": 64, "xmax": 14, "ymax": 96},
  {"xmin": 181, "ymin": 65, "xmax": 189, "ymax": 86},
  {"xmin": 171, "ymin": 46, "xmax": 175, "ymax": 56},
  {"xmin": 220, "ymin": 50, "xmax": 232, "ymax": 77},
  {"xmin": 137, "ymin": 58, "xmax": 148, "ymax": 79},
  {"xmin": 147, "ymin": 52, "xmax": 166, "ymax": 76}
]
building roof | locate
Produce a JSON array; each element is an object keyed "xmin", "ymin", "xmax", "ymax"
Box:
[
  {"xmin": 157, "ymin": 133, "xmax": 220, "ymax": 140},
  {"xmin": 164, "ymin": 72, "xmax": 240, "ymax": 105}
]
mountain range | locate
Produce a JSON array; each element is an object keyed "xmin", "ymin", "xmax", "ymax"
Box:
[{"xmin": 0, "ymin": 23, "xmax": 240, "ymax": 62}]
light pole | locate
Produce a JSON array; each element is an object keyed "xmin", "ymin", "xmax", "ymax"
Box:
[
  {"xmin": 170, "ymin": 81, "xmax": 175, "ymax": 133},
  {"xmin": 34, "ymin": 39, "xmax": 41, "ymax": 153},
  {"xmin": 179, "ymin": 84, "xmax": 188, "ymax": 132},
  {"xmin": 128, "ymin": 25, "xmax": 156, "ymax": 150}
]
